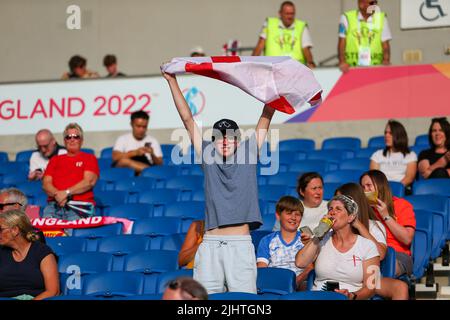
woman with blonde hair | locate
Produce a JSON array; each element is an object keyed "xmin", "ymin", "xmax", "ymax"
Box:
[{"xmin": 0, "ymin": 210, "xmax": 59, "ymax": 300}]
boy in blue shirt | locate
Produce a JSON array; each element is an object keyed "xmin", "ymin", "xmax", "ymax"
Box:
[{"xmin": 257, "ymin": 196, "xmax": 312, "ymax": 290}]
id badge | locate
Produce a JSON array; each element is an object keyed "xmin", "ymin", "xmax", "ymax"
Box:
[{"xmin": 358, "ymin": 46, "xmax": 371, "ymax": 66}]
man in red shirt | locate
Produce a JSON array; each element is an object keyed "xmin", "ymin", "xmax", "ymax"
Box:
[{"xmin": 42, "ymin": 123, "xmax": 99, "ymax": 220}]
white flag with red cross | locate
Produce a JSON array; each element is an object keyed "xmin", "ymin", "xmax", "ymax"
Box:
[{"xmin": 162, "ymin": 56, "xmax": 322, "ymax": 114}]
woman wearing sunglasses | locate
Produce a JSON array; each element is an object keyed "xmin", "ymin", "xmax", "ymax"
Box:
[{"xmin": 42, "ymin": 123, "xmax": 99, "ymax": 221}]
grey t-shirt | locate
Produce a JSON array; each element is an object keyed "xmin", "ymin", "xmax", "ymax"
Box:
[{"xmin": 201, "ymin": 135, "xmax": 262, "ymax": 231}]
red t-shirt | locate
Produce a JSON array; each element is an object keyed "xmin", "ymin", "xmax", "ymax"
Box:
[
  {"xmin": 375, "ymin": 197, "xmax": 416, "ymax": 256},
  {"xmin": 44, "ymin": 152, "xmax": 99, "ymax": 204}
]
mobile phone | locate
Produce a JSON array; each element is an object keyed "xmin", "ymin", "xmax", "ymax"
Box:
[
  {"xmin": 325, "ymin": 281, "xmax": 340, "ymax": 292},
  {"xmin": 299, "ymin": 226, "xmax": 313, "ymax": 236},
  {"xmin": 144, "ymin": 142, "xmax": 152, "ymax": 148}
]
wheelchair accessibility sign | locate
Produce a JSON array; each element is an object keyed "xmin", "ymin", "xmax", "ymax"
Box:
[{"xmin": 401, "ymin": 0, "xmax": 450, "ymax": 29}]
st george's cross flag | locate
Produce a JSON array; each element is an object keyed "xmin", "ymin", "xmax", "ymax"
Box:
[{"xmin": 161, "ymin": 56, "xmax": 322, "ymax": 114}]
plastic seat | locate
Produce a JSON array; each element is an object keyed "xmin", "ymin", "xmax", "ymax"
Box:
[
  {"xmin": 279, "ymin": 291, "xmax": 347, "ymax": 300},
  {"xmin": 141, "ymin": 166, "xmax": 180, "ymax": 187},
  {"xmin": 132, "ymin": 217, "xmax": 182, "ymax": 237},
  {"xmin": 339, "ymin": 158, "xmax": 370, "ymax": 171},
  {"xmin": 100, "ymin": 147, "xmax": 113, "ymax": 159},
  {"xmin": 155, "ymin": 269, "xmax": 193, "ymax": 295},
  {"xmin": 192, "ymin": 189, "xmax": 205, "ymax": 201},
  {"xmin": 256, "ymin": 267, "xmax": 296, "ymax": 295},
  {"xmin": 251, "ymin": 230, "xmax": 272, "ymax": 250},
  {"xmin": 165, "ymin": 176, "xmax": 204, "ymax": 201},
  {"xmin": 258, "ymin": 185, "xmax": 289, "ymax": 203},
  {"xmin": 164, "ymin": 201, "xmax": 204, "ymax": 220},
  {"xmin": 97, "ymin": 235, "xmax": 150, "ymax": 255},
  {"xmin": 380, "ymin": 247, "xmax": 396, "ymax": 278},
  {"xmin": 138, "ymin": 189, "xmax": 180, "ymax": 216},
  {"xmin": 258, "ymin": 215, "xmax": 276, "ymax": 232},
  {"xmin": 323, "ymin": 182, "xmax": 341, "ymax": 200},
  {"xmin": 368, "ymin": 136, "xmax": 385, "ymax": 149},
  {"xmin": 99, "ymin": 168, "xmax": 135, "ymax": 190},
  {"xmin": 277, "ymin": 139, "xmax": 315, "ymax": 152},
  {"xmin": 160, "ymin": 144, "xmax": 176, "ymax": 157},
  {"xmin": 97, "ymin": 158, "xmax": 112, "ymax": 171},
  {"xmin": 82, "ymin": 272, "xmax": 144, "ymax": 297},
  {"xmin": 161, "ymin": 233, "xmax": 186, "ymax": 251},
  {"xmin": 287, "ymin": 160, "xmax": 330, "ymax": 174},
  {"xmin": 0, "ymin": 151, "xmax": 9, "ymax": 163},
  {"xmin": 323, "ymin": 170, "xmax": 364, "ymax": 184},
  {"xmin": 412, "ymin": 228, "xmax": 432, "ymax": 280},
  {"xmin": 46, "ymin": 236, "xmax": 86, "ymax": 256},
  {"xmin": 307, "ymin": 149, "xmax": 355, "ymax": 161},
  {"xmin": 414, "ymin": 134, "xmax": 430, "ymax": 147},
  {"xmin": 388, "ymin": 181, "xmax": 405, "ymax": 198},
  {"xmin": 114, "ymin": 177, "xmax": 156, "ymax": 203},
  {"xmin": 72, "ymin": 223, "xmax": 123, "ymax": 239},
  {"xmin": 322, "ymin": 137, "xmax": 361, "ymax": 150},
  {"xmin": 94, "ymin": 190, "xmax": 129, "ymax": 215},
  {"xmin": 1, "ymin": 173, "xmax": 28, "ymax": 187},
  {"xmin": 210, "ymin": 292, "xmax": 267, "ymax": 300},
  {"xmin": 355, "ymin": 147, "xmax": 378, "ymax": 159},
  {"xmin": 124, "ymin": 250, "xmax": 179, "ymax": 274},
  {"xmin": 416, "ymin": 210, "xmax": 446, "ymax": 260},
  {"xmin": 15, "ymin": 149, "xmax": 35, "ymax": 162},
  {"xmin": 81, "ymin": 148, "xmax": 95, "ymax": 155},
  {"xmin": 0, "ymin": 162, "xmax": 29, "ymax": 176},
  {"xmin": 413, "ymin": 179, "xmax": 450, "ymax": 197},
  {"xmin": 266, "ymin": 173, "xmax": 298, "ymax": 189},
  {"xmin": 105, "ymin": 203, "xmax": 154, "ymax": 220}
]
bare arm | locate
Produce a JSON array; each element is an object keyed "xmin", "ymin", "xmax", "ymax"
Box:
[
  {"xmin": 338, "ymin": 37, "xmax": 349, "ymax": 73},
  {"xmin": 42, "ymin": 175, "xmax": 58, "ymax": 198},
  {"xmin": 302, "ymin": 47, "xmax": 316, "ymax": 69},
  {"xmin": 295, "ymin": 237, "xmax": 321, "ymax": 268},
  {"xmin": 33, "ymin": 254, "xmax": 60, "ymax": 300},
  {"xmin": 382, "ymin": 41, "xmax": 391, "ymax": 65},
  {"xmin": 178, "ymin": 222, "xmax": 202, "ymax": 267},
  {"xmin": 418, "ymin": 155, "xmax": 449, "ymax": 179},
  {"xmin": 400, "ymin": 162, "xmax": 417, "ymax": 186},
  {"xmin": 255, "ymin": 105, "xmax": 276, "ymax": 151},
  {"xmin": 370, "ymin": 160, "xmax": 380, "ymax": 170},
  {"xmin": 162, "ymin": 71, "xmax": 202, "ymax": 155},
  {"xmin": 252, "ymin": 37, "xmax": 266, "ymax": 56}
]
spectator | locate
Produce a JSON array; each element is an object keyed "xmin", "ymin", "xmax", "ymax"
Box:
[
  {"xmin": 338, "ymin": 0, "xmax": 392, "ymax": 73},
  {"xmin": 273, "ymin": 172, "xmax": 328, "ymax": 231},
  {"xmin": 252, "ymin": 1, "xmax": 316, "ymax": 68},
  {"xmin": 190, "ymin": 46, "xmax": 206, "ymax": 57},
  {"xmin": 42, "ymin": 123, "xmax": 99, "ymax": 221},
  {"xmin": 162, "ymin": 69, "xmax": 275, "ymax": 294},
  {"xmin": 28, "ymin": 129, "xmax": 67, "ymax": 181},
  {"xmin": 257, "ymin": 196, "xmax": 311, "ymax": 290},
  {"xmin": 162, "ymin": 277, "xmax": 208, "ymax": 300},
  {"xmin": 178, "ymin": 220, "xmax": 204, "ymax": 268},
  {"xmin": 360, "ymin": 170, "xmax": 415, "ymax": 278},
  {"xmin": 0, "ymin": 210, "xmax": 59, "ymax": 300},
  {"xmin": 370, "ymin": 120, "xmax": 417, "ymax": 187},
  {"xmin": 61, "ymin": 55, "xmax": 99, "ymax": 80},
  {"xmin": 418, "ymin": 117, "xmax": 450, "ymax": 179},
  {"xmin": 112, "ymin": 111, "xmax": 163, "ymax": 175},
  {"xmin": 103, "ymin": 54, "xmax": 126, "ymax": 77},
  {"xmin": 296, "ymin": 195, "xmax": 380, "ymax": 300}
]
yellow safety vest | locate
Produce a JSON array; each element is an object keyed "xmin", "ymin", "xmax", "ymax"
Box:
[
  {"xmin": 264, "ymin": 17, "xmax": 306, "ymax": 64},
  {"xmin": 344, "ymin": 10, "xmax": 385, "ymax": 66}
]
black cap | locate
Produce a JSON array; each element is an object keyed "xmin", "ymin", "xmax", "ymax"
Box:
[{"xmin": 212, "ymin": 118, "xmax": 240, "ymax": 141}]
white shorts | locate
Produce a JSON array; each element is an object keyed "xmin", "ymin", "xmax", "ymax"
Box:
[{"xmin": 193, "ymin": 234, "xmax": 257, "ymax": 294}]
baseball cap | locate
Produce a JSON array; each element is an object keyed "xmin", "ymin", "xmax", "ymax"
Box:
[{"xmin": 212, "ymin": 119, "xmax": 241, "ymax": 141}]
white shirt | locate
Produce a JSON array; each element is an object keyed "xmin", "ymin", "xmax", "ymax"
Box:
[
  {"xmin": 371, "ymin": 149, "xmax": 417, "ymax": 182},
  {"xmin": 369, "ymin": 220, "xmax": 386, "ymax": 245},
  {"xmin": 299, "ymin": 200, "xmax": 329, "ymax": 229},
  {"xmin": 113, "ymin": 133, "xmax": 163, "ymax": 164},
  {"xmin": 338, "ymin": 11, "xmax": 392, "ymax": 42},
  {"xmin": 259, "ymin": 18, "xmax": 313, "ymax": 48},
  {"xmin": 29, "ymin": 148, "xmax": 67, "ymax": 173},
  {"xmin": 313, "ymin": 233, "xmax": 379, "ymax": 293}
]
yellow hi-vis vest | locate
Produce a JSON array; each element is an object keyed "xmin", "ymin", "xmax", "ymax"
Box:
[
  {"xmin": 264, "ymin": 17, "xmax": 306, "ymax": 64},
  {"xmin": 344, "ymin": 10, "xmax": 385, "ymax": 66}
]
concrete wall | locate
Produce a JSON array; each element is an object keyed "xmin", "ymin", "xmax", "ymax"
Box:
[{"xmin": 1, "ymin": 0, "xmax": 449, "ymax": 83}]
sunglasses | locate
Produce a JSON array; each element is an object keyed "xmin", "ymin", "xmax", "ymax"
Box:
[
  {"xmin": 64, "ymin": 134, "xmax": 81, "ymax": 141},
  {"xmin": 0, "ymin": 202, "xmax": 22, "ymax": 210}
]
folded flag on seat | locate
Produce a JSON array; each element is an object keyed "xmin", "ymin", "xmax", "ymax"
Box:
[{"xmin": 162, "ymin": 56, "xmax": 322, "ymax": 114}]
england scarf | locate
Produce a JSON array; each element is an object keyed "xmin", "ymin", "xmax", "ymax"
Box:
[{"xmin": 162, "ymin": 56, "xmax": 322, "ymax": 114}]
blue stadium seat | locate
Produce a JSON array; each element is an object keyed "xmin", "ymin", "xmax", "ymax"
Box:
[
  {"xmin": 161, "ymin": 233, "xmax": 186, "ymax": 251},
  {"xmin": 155, "ymin": 269, "xmax": 193, "ymax": 295},
  {"xmin": 94, "ymin": 190, "xmax": 129, "ymax": 215},
  {"xmin": 97, "ymin": 158, "xmax": 112, "ymax": 171},
  {"xmin": 0, "ymin": 162, "xmax": 28, "ymax": 176},
  {"xmin": 258, "ymin": 185, "xmax": 289, "ymax": 203},
  {"xmin": 192, "ymin": 189, "xmax": 205, "ymax": 201},
  {"xmin": 164, "ymin": 201, "xmax": 205, "ymax": 233},
  {"xmin": 287, "ymin": 159, "xmax": 330, "ymax": 174},
  {"xmin": 412, "ymin": 228, "xmax": 431, "ymax": 281},
  {"xmin": 414, "ymin": 134, "xmax": 430, "ymax": 147},
  {"xmin": 322, "ymin": 137, "xmax": 361, "ymax": 150},
  {"xmin": 256, "ymin": 267, "xmax": 296, "ymax": 295},
  {"xmin": 1, "ymin": 173, "xmax": 28, "ymax": 187},
  {"xmin": 251, "ymin": 230, "xmax": 272, "ymax": 251},
  {"xmin": 81, "ymin": 148, "xmax": 95, "ymax": 155},
  {"xmin": 413, "ymin": 179, "xmax": 450, "ymax": 197},
  {"xmin": 93, "ymin": 179, "xmax": 108, "ymax": 193},
  {"xmin": 97, "ymin": 235, "xmax": 151, "ymax": 271},
  {"xmin": 45, "ymin": 295, "xmax": 99, "ymax": 300},
  {"xmin": 72, "ymin": 223, "xmax": 123, "ymax": 249},
  {"xmin": 0, "ymin": 151, "xmax": 9, "ymax": 163},
  {"xmin": 258, "ymin": 215, "xmax": 276, "ymax": 232},
  {"xmin": 339, "ymin": 158, "xmax": 370, "ymax": 171},
  {"xmin": 46, "ymin": 236, "xmax": 86, "ymax": 256},
  {"xmin": 165, "ymin": 176, "xmax": 204, "ymax": 201},
  {"xmin": 138, "ymin": 189, "xmax": 180, "ymax": 216},
  {"xmin": 132, "ymin": 217, "xmax": 182, "ymax": 237},
  {"xmin": 160, "ymin": 144, "xmax": 176, "ymax": 157},
  {"xmin": 368, "ymin": 136, "xmax": 385, "ymax": 149},
  {"xmin": 119, "ymin": 294, "xmax": 162, "ymax": 300},
  {"xmin": 410, "ymin": 145, "xmax": 428, "ymax": 157},
  {"xmin": 323, "ymin": 182, "xmax": 341, "ymax": 200},
  {"xmin": 388, "ymin": 181, "xmax": 405, "ymax": 198},
  {"xmin": 99, "ymin": 168, "xmax": 135, "ymax": 190},
  {"xmin": 141, "ymin": 166, "xmax": 180, "ymax": 187},
  {"xmin": 82, "ymin": 272, "xmax": 144, "ymax": 297},
  {"xmin": 323, "ymin": 170, "xmax": 363, "ymax": 184},
  {"xmin": 279, "ymin": 291, "xmax": 347, "ymax": 300},
  {"xmin": 307, "ymin": 149, "xmax": 355, "ymax": 161},
  {"xmin": 306, "ymin": 269, "xmax": 315, "ymax": 290},
  {"xmin": 183, "ymin": 164, "xmax": 203, "ymax": 176},
  {"xmin": 210, "ymin": 292, "xmax": 267, "ymax": 300},
  {"xmin": 266, "ymin": 173, "xmax": 298, "ymax": 190},
  {"xmin": 114, "ymin": 177, "xmax": 156, "ymax": 203},
  {"xmin": 105, "ymin": 203, "xmax": 154, "ymax": 220},
  {"xmin": 277, "ymin": 139, "xmax": 315, "ymax": 152},
  {"xmin": 380, "ymin": 247, "xmax": 396, "ymax": 278},
  {"xmin": 16, "ymin": 181, "xmax": 46, "ymax": 204},
  {"xmin": 100, "ymin": 147, "xmax": 113, "ymax": 159},
  {"xmin": 354, "ymin": 147, "xmax": 378, "ymax": 159},
  {"xmin": 15, "ymin": 149, "xmax": 35, "ymax": 162},
  {"xmin": 124, "ymin": 250, "xmax": 179, "ymax": 274},
  {"xmin": 416, "ymin": 210, "xmax": 446, "ymax": 260}
]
